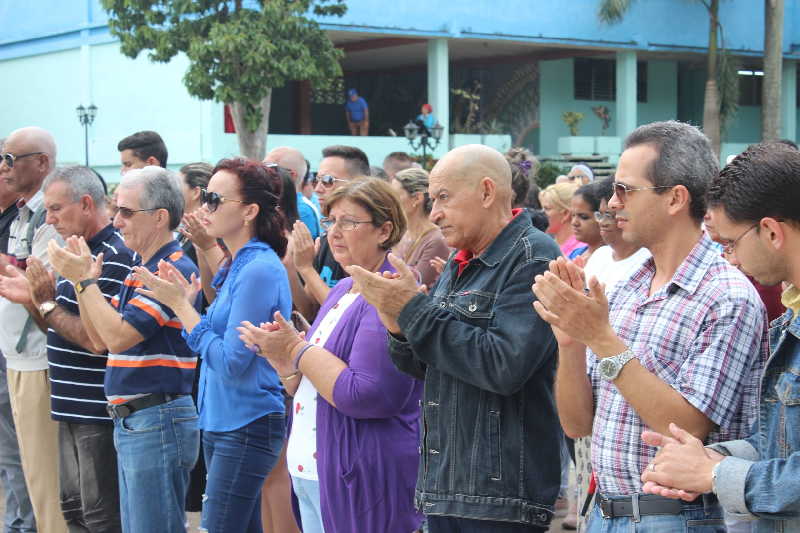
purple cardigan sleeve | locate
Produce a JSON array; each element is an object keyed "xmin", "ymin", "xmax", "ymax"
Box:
[{"xmin": 331, "ymin": 300, "xmax": 418, "ymax": 419}]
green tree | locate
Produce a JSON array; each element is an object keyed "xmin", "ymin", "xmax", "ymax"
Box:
[
  {"xmin": 101, "ymin": 0, "xmax": 346, "ymax": 160},
  {"xmin": 599, "ymin": 0, "xmax": 739, "ymax": 157}
]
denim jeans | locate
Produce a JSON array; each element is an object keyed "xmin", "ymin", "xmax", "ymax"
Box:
[
  {"xmin": 0, "ymin": 367, "xmax": 35, "ymax": 533},
  {"xmin": 59, "ymin": 421, "xmax": 121, "ymax": 532},
  {"xmin": 585, "ymin": 495, "xmax": 725, "ymax": 533},
  {"xmin": 113, "ymin": 395, "xmax": 199, "ymax": 533},
  {"xmin": 201, "ymin": 413, "xmax": 284, "ymax": 533},
  {"xmin": 290, "ymin": 476, "xmax": 323, "ymax": 533},
  {"xmin": 427, "ymin": 516, "xmax": 547, "ymax": 532}
]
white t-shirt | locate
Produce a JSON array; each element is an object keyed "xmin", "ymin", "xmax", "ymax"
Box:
[
  {"xmin": 287, "ymin": 291, "xmax": 359, "ymax": 481},
  {"xmin": 583, "ymin": 245, "xmax": 651, "ymax": 294}
]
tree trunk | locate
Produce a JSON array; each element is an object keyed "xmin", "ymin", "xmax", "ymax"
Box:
[
  {"xmin": 762, "ymin": 0, "xmax": 784, "ymax": 142},
  {"xmin": 702, "ymin": 0, "xmax": 721, "ymax": 157},
  {"xmin": 230, "ymin": 90, "xmax": 272, "ymax": 160}
]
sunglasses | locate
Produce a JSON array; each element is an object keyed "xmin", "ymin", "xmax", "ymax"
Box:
[
  {"xmin": 200, "ymin": 189, "xmax": 245, "ymax": 213},
  {"xmin": 612, "ymin": 182, "xmax": 674, "ymax": 202},
  {"xmin": 0, "ymin": 152, "xmax": 45, "ymax": 168},
  {"xmin": 312, "ymin": 174, "xmax": 347, "ymax": 188},
  {"xmin": 116, "ymin": 206, "xmax": 161, "ymax": 219}
]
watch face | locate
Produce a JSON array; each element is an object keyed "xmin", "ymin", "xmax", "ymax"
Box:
[{"xmin": 599, "ymin": 358, "xmax": 617, "ymax": 380}]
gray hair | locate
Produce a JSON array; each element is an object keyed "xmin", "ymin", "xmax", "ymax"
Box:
[
  {"xmin": 119, "ymin": 166, "xmax": 184, "ymax": 230},
  {"xmin": 43, "ymin": 166, "xmax": 106, "ymax": 207},
  {"xmin": 623, "ymin": 120, "xmax": 718, "ymax": 222},
  {"xmin": 394, "ymin": 167, "xmax": 433, "ymax": 214}
]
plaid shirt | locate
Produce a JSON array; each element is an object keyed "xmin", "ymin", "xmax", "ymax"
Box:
[{"xmin": 588, "ymin": 234, "xmax": 768, "ymax": 495}]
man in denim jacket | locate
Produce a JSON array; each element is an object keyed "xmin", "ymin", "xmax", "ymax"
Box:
[
  {"xmin": 348, "ymin": 144, "xmax": 562, "ymax": 532},
  {"xmin": 640, "ymin": 142, "xmax": 800, "ymax": 531}
]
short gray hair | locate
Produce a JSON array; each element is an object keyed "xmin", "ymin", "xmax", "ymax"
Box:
[
  {"xmin": 623, "ymin": 120, "xmax": 718, "ymax": 222},
  {"xmin": 119, "ymin": 166, "xmax": 184, "ymax": 230},
  {"xmin": 43, "ymin": 166, "xmax": 106, "ymax": 207}
]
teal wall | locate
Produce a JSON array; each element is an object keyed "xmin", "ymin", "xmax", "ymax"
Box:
[{"xmin": 538, "ymin": 58, "xmax": 679, "ymax": 156}]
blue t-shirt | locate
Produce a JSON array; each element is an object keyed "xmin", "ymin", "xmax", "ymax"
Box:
[
  {"xmin": 345, "ymin": 97, "xmax": 368, "ymax": 122},
  {"xmin": 184, "ymin": 239, "xmax": 292, "ymax": 432},
  {"xmin": 297, "ymin": 192, "xmax": 321, "ymax": 240}
]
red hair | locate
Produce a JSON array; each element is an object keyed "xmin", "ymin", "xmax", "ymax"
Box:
[{"xmin": 421, "ymin": 103, "xmax": 433, "ymax": 114}]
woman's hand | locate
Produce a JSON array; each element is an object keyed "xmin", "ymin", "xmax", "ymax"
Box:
[
  {"xmin": 237, "ymin": 311, "xmax": 305, "ymax": 376},
  {"xmin": 429, "ymin": 256, "xmax": 446, "ymax": 275},
  {"xmin": 133, "ymin": 260, "xmax": 200, "ymax": 310},
  {"xmin": 292, "ymin": 220, "xmax": 318, "ymax": 273},
  {"xmin": 181, "ymin": 209, "xmax": 216, "ymax": 252}
]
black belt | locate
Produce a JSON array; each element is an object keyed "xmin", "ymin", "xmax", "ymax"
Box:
[
  {"xmin": 598, "ymin": 493, "xmax": 711, "ymax": 519},
  {"xmin": 107, "ymin": 393, "xmax": 186, "ymax": 419}
]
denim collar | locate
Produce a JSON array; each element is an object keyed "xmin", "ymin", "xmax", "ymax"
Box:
[{"xmin": 472, "ymin": 209, "xmax": 531, "ymax": 269}]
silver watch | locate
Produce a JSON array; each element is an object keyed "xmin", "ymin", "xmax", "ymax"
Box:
[{"xmin": 598, "ymin": 349, "xmax": 636, "ymax": 381}]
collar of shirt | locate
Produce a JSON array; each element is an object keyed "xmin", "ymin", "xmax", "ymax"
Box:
[
  {"xmin": 16, "ymin": 190, "xmax": 44, "ymax": 215},
  {"xmin": 452, "ymin": 208, "xmax": 523, "ymax": 276},
  {"xmin": 143, "ymin": 240, "xmax": 185, "ymax": 271},
  {"xmin": 782, "ymin": 284, "xmax": 800, "ymax": 320}
]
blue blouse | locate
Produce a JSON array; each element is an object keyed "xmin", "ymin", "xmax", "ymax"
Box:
[{"xmin": 184, "ymin": 239, "xmax": 292, "ymax": 432}]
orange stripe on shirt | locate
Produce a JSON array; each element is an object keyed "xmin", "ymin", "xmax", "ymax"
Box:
[
  {"xmin": 107, "ymin": 358, "xmax": 197, "ymax": 369},
  {"xmin": 168, "ymin": 251, "xmax": 184, "ymax": 262},
  {"xmin": 165, "ymin": 320, "xmax": 183, "ymax": 329},
  {"xmin": 129, "ymin": 298, "xmax": 166, "ymax": 326}
]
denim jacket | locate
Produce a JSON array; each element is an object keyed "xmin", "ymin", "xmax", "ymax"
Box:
[
  {"xmin": 710, "ymin": 306, "xmax": 800, "ymax": 531},
  {"xmin": 388, "ymin": 210, "xmax": 562, "ymax": 528}
]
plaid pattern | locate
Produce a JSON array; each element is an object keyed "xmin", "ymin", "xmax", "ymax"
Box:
[{"xmin": 588, "ymin": 234, "xmax": 768, "ymax": 495}]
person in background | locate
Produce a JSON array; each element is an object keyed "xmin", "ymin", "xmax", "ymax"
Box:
[
  {"xmin": 117, "ymin": 130, "xmax": 167, "ymax": 175},
  {"xmin": 567, "ymin": 164, "xmax": 594, "ymax": 184},
  {"xmin": 416, "ymin": 103, "xmax": 437, "ymax": 133},
  {"xmin": 383, "ymin": 151, "xmax": 414, "ymax": 180},
  {"xmin": 344, "ymin": 89, "xmax": 369, "ymax": 136},
  {"xmin": 265, "ymin": 147, "xmax": 321, "ymax": 240},
  {"xmin": 390, "ymin": 167, "xmax": 450, "ymax": 288},
  {"xmin": 540, "ymin": 182, "xmax": 583, "ymax": 256},
  {"xmin": 132, "ymin": 159, "xmax": 291, "ymax": 533},
  {"xmin": 300, "ymin": 160, "xmax": 321, "ymax": 215},
  {"xmin": 568, "ymin": 182, "xmax": 604, "ymax": 261},
  {"xmin": 506, "ymin": 147, "xmax": 540, "ymax": 209},
  {"xmin": 239, "ymin": 178, "xmax": 423, "ymax": 533},
  {"xmin": 369, "ymin": 165, "xmax": 389, "ymax": 181}
]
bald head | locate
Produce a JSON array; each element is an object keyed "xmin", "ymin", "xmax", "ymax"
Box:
[
  {"xmin": 433, "ymin": 144, "xmax": 512, "ymax": 202},
  {"xmin": 1, "ymin": 126, "xmax": 57, "ymax": 199},
  {"xmin": 265, "ymin": 147, "xmax": 307, "ymax": 187},
  {"xmin": 6, "ymin": 127, "xmax": 57, "ymax": 170}
]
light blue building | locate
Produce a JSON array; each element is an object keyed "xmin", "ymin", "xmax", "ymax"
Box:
[{"xmin": 1, "ymin": 0, "xmax": 799, "ymax": 179}]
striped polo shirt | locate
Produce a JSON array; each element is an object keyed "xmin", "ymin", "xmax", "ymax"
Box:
[
  {"xmin": 105, "ymin": 240, "xmax": 200, "ymax": 404},
  {"xmin": 48, "ymin": 224, "xmax": 137, "ymax": 424}
]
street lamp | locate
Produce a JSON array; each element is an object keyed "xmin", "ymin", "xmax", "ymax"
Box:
[
  {"xmin": 76, "ymin": 104, "xmax": 98, "ymax": 166},
  {"xmin": 403, "ymin": 119, "xmax": 443, "ymax": 165}
]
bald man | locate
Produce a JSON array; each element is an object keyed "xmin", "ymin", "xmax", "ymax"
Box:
[
  {"xmin": 0, "ymin": 127, "xmax": 67, "ymax": 532},
  {"xmin": 347, "ymin": 144, "xmax": 562, "ymax": 532},
  {"xmin": 265, "ymin": 147, "xmax": 321, "ymax": 240}
]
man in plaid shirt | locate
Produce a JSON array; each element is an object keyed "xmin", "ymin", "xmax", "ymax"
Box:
[{"xmin": 533, "ymin": 121, "xmax": 768, "ymax": 532}]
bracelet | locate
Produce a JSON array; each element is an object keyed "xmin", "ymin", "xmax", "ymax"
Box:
[
  {"xmin": 292, "ymin": 343, "xmax": 314, "ymax": 370},
  {"xmin": 280, "ymin": 371, "xmax": 300, "ymax": 381}
]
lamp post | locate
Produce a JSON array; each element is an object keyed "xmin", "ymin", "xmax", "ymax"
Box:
[
  {"xmin": 403, "ymin": 119, "xmax": 444, "ymax": 167},
  {"xmin": 76, "ymin": 104, "xmax": 98, "ymax": 167}
]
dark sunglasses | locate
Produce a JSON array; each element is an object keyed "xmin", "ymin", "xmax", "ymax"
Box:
[
  {"xmin": 116, "ymin": 206, "xmax": 161, "ymax": 219},
  {"xmin": 312, "ymin": 174, "xmax": 347, "ymax": 188},
  {"xmin": 200, "ymin": 188, "xmax": 245, "ymax": 213},
  {"xmin": 1, "ymin": 152, "xmax": 44, "ymax": 168},
  {"xmin": 612, "ymin": 182, "xmax": 674, "ymax": 202}
]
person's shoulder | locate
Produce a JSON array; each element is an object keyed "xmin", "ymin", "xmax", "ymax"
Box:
[
  {"xmin": 520, "ymin": 224, "xmax": 561, "ymax": 262},
  {"xmin": 167, "ymin": 247, "xmax": 200, "ymax": 277}
]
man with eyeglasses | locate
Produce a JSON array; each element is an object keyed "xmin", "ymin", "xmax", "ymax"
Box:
[
  {"xmin": 0, "ymin": 126, "xmax": 69, "ymax": 533},
  {"xmin": 47, "ymin": 166, "xmax": 200, "ymax": 533},
  {"xmin": 637, "ymin": 142, "xmax": 800, "ymax": 532},
  {"xmin": 533, "ymin": 121, "xmax": 767, "ymax": 532},
  {"xmin": 289, "ymin": 145, "xmax": 369, "ymax": 321},
  {"xmin": 265, "ymin": 147, "xmax": 321, "ymax": 240}
]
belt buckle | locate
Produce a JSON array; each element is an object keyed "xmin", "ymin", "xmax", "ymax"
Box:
[
  {"xmin": 598, "ymin": 496, "xmax": 612, "ymax": 519},
  {"xmin": 107, "ymin": 403, "xmax": 131, "ymax": 419}
]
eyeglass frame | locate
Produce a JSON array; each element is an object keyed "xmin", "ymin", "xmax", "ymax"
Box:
[
  {"xmin": 200, "ymin": 188, "xmax": 246, "ymax": 213},
  {"xmin": 594, "ymin": 210, "xmax": 617, "ymax": 222},
  {"xmin": 320, "ymin": 216, "xmax": 374, "ymax": 232},
  {"xmin": 612, "ymin": 181, "xmax": 674, "ymax": 202},
  {"xmin": 313, "ymin": 174, "xmax": 348, "ymax": 188},
  {"xmin": 0, "ymin": 152, "xmax": 45, "ymax": 169},
  {"xmin": 722, "ymin": 223, "xmax": 759, "ymax": 255},
  {"xmin": 115, "ymin": 206, "xmax": 163, "ymax": 219}
]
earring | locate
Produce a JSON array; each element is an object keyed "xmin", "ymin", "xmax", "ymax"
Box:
[{"xmin": 244, "ymin": 219, "xmax": 249, "ymax": 226}]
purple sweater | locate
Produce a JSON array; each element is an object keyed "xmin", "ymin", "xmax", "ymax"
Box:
[{"xmin": 309, "ymin": 260, "xmax": 423, "ymax": 533}]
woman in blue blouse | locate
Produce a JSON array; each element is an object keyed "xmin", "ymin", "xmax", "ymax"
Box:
[{"xmin": 134, "ymin": 158, "xmax": 291, "ymax": 532}]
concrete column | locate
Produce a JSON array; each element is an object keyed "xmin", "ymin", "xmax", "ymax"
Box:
[
  {"xmin": 781, "ymin": 59, "xmax": 797, "ymax": 141},
  {"xmin": 427, "ymin": 38, "xmax": 449, "ymax": 152},
  {"xmin": 615, "ymin": 50, "xmax": 637, "ymax": 141}
]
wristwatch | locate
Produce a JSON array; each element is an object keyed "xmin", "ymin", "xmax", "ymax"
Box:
[
  {"xmin": 598, "ymin": 349, "xmax": 636, "ymax": 381},
  {"xmin": 75, "ymin": 278, "xmax": 98, "ymax": 295},
  {"xmin": 38, "ymin": 300, "xmax": 57, "ymax": 318}
]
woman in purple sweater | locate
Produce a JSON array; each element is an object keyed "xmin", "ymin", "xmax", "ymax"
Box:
[{"xmin": 239, "ymin": 178, "xmax": 424, "ymax": 533}]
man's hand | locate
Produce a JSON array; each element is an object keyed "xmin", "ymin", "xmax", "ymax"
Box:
[
  {"xmin": 292, "ymin": 220, "xmax": 317, "ymax": 272},
  {"xmin": 345, "ymin": 253, "xmax": 420, "ymax": 334},
  {"xmin": 48, "ymin": 236, "xmax": 102, "ymax": 284},
  {"xmin": 0, "ymin": 264, "xmax": 32, "ymax": 304},
  {"xmin": 640, "ymin": 423, "xmax": 725, "ymax": 500},
  {"xmin": 26, "ymin": 256, "xmax": 56, "ymax": 307}
]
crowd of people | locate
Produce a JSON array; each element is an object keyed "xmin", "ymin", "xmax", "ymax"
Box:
[{"xmin": 0, "ymin": 119, "xmax": 796, "ymax": 533}]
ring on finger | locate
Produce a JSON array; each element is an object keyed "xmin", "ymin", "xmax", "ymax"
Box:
[{"xmin": 649, "ymin": 463, "xmax": 656, "ymax": 472}]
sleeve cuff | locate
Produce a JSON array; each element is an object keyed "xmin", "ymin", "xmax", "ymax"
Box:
[
  {"xmin": 715, "ymin": 457, "xmax": 759, "ymax": 521},
  {"xmin": 182, "ymin": 320, "xmax": 212, "ymax": 354},
  {"xmin": 708, "ymin": 440, "xmax": 760, "ymax": 462}
]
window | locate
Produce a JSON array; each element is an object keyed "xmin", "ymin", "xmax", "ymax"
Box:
[
  {"xmin": 574, "ymin": 58, "xmax": 647, "ymax": 102},
  {"xmin": 738, "ymin": 70, "xmax": 763, "ymax": 106}
]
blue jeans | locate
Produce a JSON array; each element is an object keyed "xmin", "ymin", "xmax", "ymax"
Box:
[
  {"xmin": 585, "ymin": 495, "xmax": 725, "ymax": 533},
  {"xmin": 291, "ymin": 476, "xmax": 323, "ymax": 533},
  {"xmin": 113, "ymin": 395, "xmax": 199, "ymax": 533},
  {"xmin": 427, "ymin": 516, "xmax": 546, "ymax": 532},
  {"xmin": 0, "ymin": 367, "xmax": 35, "ymax": 533},
  {"xmin": 201, "ymin": 413, "xmax": 284, "ymax": 533}
]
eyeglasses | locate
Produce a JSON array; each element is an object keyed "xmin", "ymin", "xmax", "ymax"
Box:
[
  {"xmin": 116, "ymin": 206, "xmax": 162, "ymax": 219},
  {"xmin": 722, "ymin": 224, "xmax": 759, "ymax": 255},
  {"xmin": 313, "ymin": 174, "xmax": 347, "ymax": 188},
  {"xmin": 200, "ymin": 189, "xmax": 245, "ymax": 213},
  {"xmin": 320, "ymin": 216, "xmax": 373, "ymax": 232},
  {"xmin": 613, "ymin": 182, "xmax": 674, "ymax": 202},
  {"xmin": 0, "ymin": 152, "xmax": 45, "ymax": 168},
  {"xmin": 594, "ymin": 211, "xmax": 616, "ymax": 222}
]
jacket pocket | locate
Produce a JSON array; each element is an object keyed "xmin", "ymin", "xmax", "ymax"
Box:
[
  {"xmin": 488, "ymin": 409, "xmax": 502, "ymax": 481},
  {"xmin": 451, "ymin": 291, "xmax": 496, "ymax": 324},
  {"xmin": 775, "ymin": 370, "xmax": 800, "ymax": 455},
  {"xmin": 775, "ymin": 371, "xmax": 800, "ymax": 405}
]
